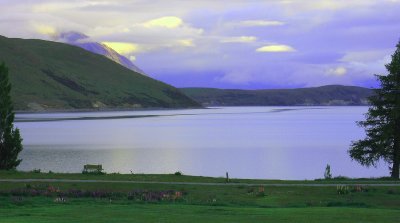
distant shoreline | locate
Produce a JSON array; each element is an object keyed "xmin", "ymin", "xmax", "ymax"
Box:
[
  {"xmin": 15, "ymin": 106, "xmax": 206, "ymax": 114},
  {"xmin": 15, "ymin": 104, "xmax": 369, "ymax": 114}
]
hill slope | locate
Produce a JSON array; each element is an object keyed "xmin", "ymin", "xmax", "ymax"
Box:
[
  {"xmin": 0, "ymin": 35, "xmax": 200, "ymax": 111},
  {"xmin": 180, "ymin": 85, "xmax": 373, "ymax": 106}
]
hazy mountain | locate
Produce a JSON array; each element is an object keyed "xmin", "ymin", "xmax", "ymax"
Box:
[
  {"xmin": 0, "ymin": 35, "xmax": 200, "ymax": 111},
  {"xmin": 180, "ymin": 85, "xmax": 373, "ymax": 106},
  {"xmin": 57, "ymin": 31, "xmax": 147, "ymax": 75}
]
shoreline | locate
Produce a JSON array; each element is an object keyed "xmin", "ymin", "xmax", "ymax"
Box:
[
  {"xmin": 15, "ymin": 106, "xmax": 207, "ymax": 114},
  {"xmin": 15, "ymin": 105, "xmax": 369, "ymax": 114},
  {"xmin": 1, "ymin": 171, "xmax": 398, "ymax": 183}
]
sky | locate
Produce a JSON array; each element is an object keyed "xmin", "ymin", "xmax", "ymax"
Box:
[{"xmin": 1, "ymin": 0, "xmax": 400, "ymax": 89}]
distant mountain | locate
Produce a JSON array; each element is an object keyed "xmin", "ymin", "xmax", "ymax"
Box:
[
  {"xmin": 0, "ymin": 35, "xmax": 200, "ymax": 111},
  {"xmin": 57, "ymin": 31, "xmax": 147, "ymax": 75},
  {"xmin": 180, "ymin": 85, "xmax": 373, "ymax": 106}
]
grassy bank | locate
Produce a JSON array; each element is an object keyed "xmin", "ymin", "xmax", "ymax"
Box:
[
  {"xmin": 1, "ymin": 171, "xmax": 399, "ymax": 222},
  {"xmin": 1, "ymin": 171, "xmax": 398, "ymax": 184}
]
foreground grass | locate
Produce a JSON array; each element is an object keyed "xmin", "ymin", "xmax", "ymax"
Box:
[
  {"xmin": 1, "ymin": 202, "xmax": 399, "ymax": 223},
  {"xmin": 1, "ymin": 181, "xmax": 400, "ymax": 208},
  {"xmin": 1, "ymin": 171, "xmax": 400, "ymax": 222}
]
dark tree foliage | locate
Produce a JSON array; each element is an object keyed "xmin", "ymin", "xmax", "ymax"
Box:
[
  {"xmin": 0, "ymin": 62, "xmax": 23, "ymax": 170},
  {"xmin": 349, "ymin": 41, "xmax": 400, "ymax": 179}
]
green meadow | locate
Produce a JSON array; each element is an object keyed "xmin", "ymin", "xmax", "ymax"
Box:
[{"xmin": 0, "ymin": 171, "xmax": 399, "ymax": 222}]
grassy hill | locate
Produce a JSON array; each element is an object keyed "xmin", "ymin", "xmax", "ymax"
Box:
[
  {"xmin": 0, "ymin": 35, "xmax": 200, "ymax": 111},
  {"xmin": 180, "ymin": 85, "xmax": 373, "ymax": 106}
]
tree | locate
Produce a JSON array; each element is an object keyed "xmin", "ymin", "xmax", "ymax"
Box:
[
  {"xmin": 0, "ymin": 62, "xmax": 23, "ymax": 170},
  {"xmin": 324, "ymin": 164, "xmax": 332, "ymax": 179},
  {"xmin": 349, "ymin": 41, "xmax": 400, "ymax": 179}
]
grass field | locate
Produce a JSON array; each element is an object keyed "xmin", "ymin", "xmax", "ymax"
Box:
[
  {"xmin": 0, "ymin": 171, "xmax": 399, "ymax": 222},
  {"xmin": 1, "ymin": 202, "xmax": 399, "ymax": 223}
]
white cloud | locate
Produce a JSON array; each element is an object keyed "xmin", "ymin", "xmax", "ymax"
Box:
[
  {"xmin": 327, "ymin": 66, "xmax": 347, "ymax": 76},
  {"xmin": 256, "ymin": 44, "xmax": 296, "ymax": 52},
  {"xmin": 178, "ymin": 39, "xmax": 195, "ymax": 47},
  {"xmin": 239, "ymin": 20, "xmax": 285, "ymax": 26},
  {"xmin": 102, "ymin": 42, "xmax": 140, "ymax": 55},
  {"xmin": 33, "ymin": 23, "xmax": 57, "ymax": 36},
  {"xmin": 340, "ymin": 50, "xmax": 393, "ymax": 63},
  {"xmin": 280, "ymin": 0, "xmax": 377, "ymax": 12},
  {"xmin": 220, "ymin": 36, "xmax": 257, "ymax": 43},
  {"xmin": 347, "ymin": 55, "xmax": 392, "ymax": 76},
  {"xmin": 339, "ymin": 49, "xmax": 394, "ymax": 77},
  {"xmin": 143, "ymin": 16, "xmax": 183, "ymax": 29}
]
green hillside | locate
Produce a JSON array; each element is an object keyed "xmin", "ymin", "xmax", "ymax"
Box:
[
  {"xmin": 180, "ymin": 85, "xmax": 373, "ymax": 106},
  {"xmin": 0, "ymin": 36, "xmax": 200, "ymax": 111}
]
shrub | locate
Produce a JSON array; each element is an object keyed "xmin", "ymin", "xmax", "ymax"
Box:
[
  {"xmin": 350, "ymin": 185, "xmax": 368, "ymax": 193},
  {"xmin": 31, "ymin": 169, "xmax": 41, "ymax": 173},
  {"xmin": 82, "ymin": 170, "xmax": 105, "ymax": 175},
  {"xmin": 337, "ymin": 185, "xmax": 349, "ymax": 195},
  {"xmin": 127, "ymin": 189, "xmax": 183, "ymax": 202},
  {"xmin": 174, "ymin": 171, "xmax": 182, "ymax": 176},
  {"xmin": 1, "ymin": 186, "xmax": 185, "ymax": 203},
  {"xmin": 333, "ymin": 176, "xmax": 350, "ymax": 180},
  {"xmin": 256, "ymin": 186, "xmax": 266, "ymax": 197}
]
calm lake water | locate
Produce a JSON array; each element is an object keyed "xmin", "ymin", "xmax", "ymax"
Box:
[{"xmin": 15, "ymin": 106, "xmax": 389, "ymax": 180}]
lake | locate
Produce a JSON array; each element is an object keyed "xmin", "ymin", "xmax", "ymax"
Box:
[{"xmin": 15, "ymin": 106, "xmax": 389, "ymax": 180}]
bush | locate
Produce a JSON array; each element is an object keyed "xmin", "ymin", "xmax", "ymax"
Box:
[
  {"xmin": 31, "ymin": 169, "xmax": 41, "ymax": 173},
  {"xmin": 337, "ymin": 185, "xmax": 349, "ymax": 195},
  {"xmin": 350, "ymin": 185, "xmax": 368, "ymax": 193},
  {"xmin": 127, "ymin": 190, "xmax": 183, "ymax": 202},
  {"xmin": 333, "ymin": 176, "xmax": 350, "ymax": 180},
  {"xmin": 82, "ymin": 170, "xmax": 105, "ymax": 175},
  {"xmin": 174, "ymin": 171, "xmax": 182, "ymax": 176},
  {"xmin": 1, "ymin": 185, "xmax": 185, "ymax": 203}
]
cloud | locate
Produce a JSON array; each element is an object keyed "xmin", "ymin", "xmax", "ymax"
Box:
[
  {"xmin": 280, "ymin": 0, "xmax": 378, "ymax": 12},
  {"xmin": 220, "ymin": 36, "xmax": 257, "ymax": 43},
  {"xmin": 129, "ymin": 55, "xmax": 136, "ymax": 61},
  {"xmin": 33, "ymin": 24, "xmax": 57, "ymax": 36},
  {"xmin": 340, "ymin": 50, "xmax": 392, "ymax": 63},
  {"xmin": 347, "ymin": 55, "xmax": 392, "ymax": 76},
  {"xmin": 143, "ymin": 16, "xmax": 183, "ymax": 29},
  {"xmin": 178, "ymin": 39, "xmax": 195, "ymax": 47},
  {"xmin": 239, "ymin": 20, "xmax": 285, "ymax": 26},
  {"xmin": 327, "ymin": 66, "xmax": 347, "ymax": 76},
  {"xmin": 102, "ymin": 42, "xmax": 140, "ymax": 55},
  {"xmin": 338, "ymin": 49, "xmax": 393, "ymax": 78},
  {"xmin": 1, "ymin": 0, "xmax": 398, "ymax": 89},
  {"xmin": 216, "ymin": 70, "xmax": 253, "ymax": 84},
  {"xmin": 256, "ymin": 44, "xmax": 296, "ymax": 53}
]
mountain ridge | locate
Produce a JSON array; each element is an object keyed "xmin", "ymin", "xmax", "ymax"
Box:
[{"xmin": 180, "ymin": 85, "xmax": 373, "ymax": 106}]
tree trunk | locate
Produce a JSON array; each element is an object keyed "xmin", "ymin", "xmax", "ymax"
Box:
[
  {"xmin": 392, "ymin": 160, "xmax": 399, "ymax": 179},
  {"xmin": 392, "ymin": 139, "xmax": 400, "ymax": 179}
]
